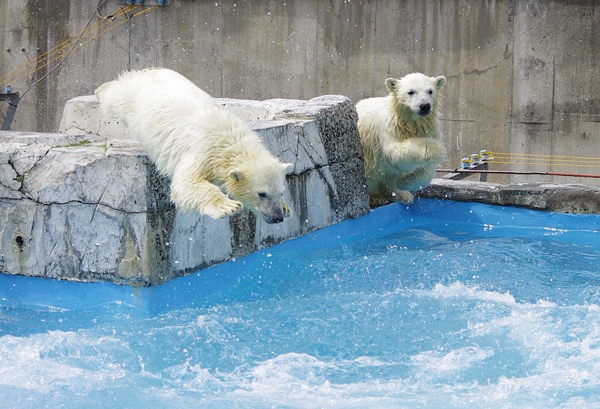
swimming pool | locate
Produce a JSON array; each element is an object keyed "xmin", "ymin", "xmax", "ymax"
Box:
[{"xmin": 2, "ymin": 198, "xmax": 600, "ymax": 408}]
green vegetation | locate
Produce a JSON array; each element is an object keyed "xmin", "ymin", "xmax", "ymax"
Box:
[{"xmin": 55, "ymin": 139, "xmax": 92, "ymax": 148}]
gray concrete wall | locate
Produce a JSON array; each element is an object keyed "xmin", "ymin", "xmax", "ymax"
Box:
[{"xmin": 1, "ymin": 1, "xmax": 600, "ymax": 185}]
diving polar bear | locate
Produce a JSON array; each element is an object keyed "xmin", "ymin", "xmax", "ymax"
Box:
[{"xmin": 95, "ymin": 68, "xmax": 293, "ymax": 224}]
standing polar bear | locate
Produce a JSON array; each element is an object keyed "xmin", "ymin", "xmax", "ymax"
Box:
[
  {"xmin": 356, "ymin": 73, "xmax": 447, "ymax": 206},
  {"xmin": 95, "ymin": 68, "xmax": 293, "ymax": 224}
]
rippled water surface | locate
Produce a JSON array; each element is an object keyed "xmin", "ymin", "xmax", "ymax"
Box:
[{"xmin": 2, "ymin": 200, "xmax": 600, "ymax": 408}]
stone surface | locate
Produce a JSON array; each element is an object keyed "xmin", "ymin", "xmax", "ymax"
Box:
[
  {"xmin": 417, "ymin": 178, "xmax": 600, "ymax": 214},
  {"xmin": 0, "ymin": 96, "xmax": 369, "ymax": 286},
  {"xmin": 59, "ymin": 96, "xmax": 134, "ymax": 140}
]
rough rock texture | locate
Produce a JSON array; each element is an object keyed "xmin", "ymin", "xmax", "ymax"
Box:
[
  {"xmin": 418, "ymin": 178, "xmax": 600, "ymax": 214},
  {"xmin": 59, "ymin": 96, "xmax": 134, "ymax": 140},
  {"xmin": 0, "ymin": 95, "xmax": 369, "ymax": 286}
]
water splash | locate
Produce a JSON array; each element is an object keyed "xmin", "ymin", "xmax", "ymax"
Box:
[{"xmin": 2, "ymin": 203, "xmax": 600, "ymax": 408}]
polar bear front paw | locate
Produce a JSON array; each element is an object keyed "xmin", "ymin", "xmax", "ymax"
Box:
[
  {"xmin": 424, "ymin": 139, "xmax": 447, "ymax": 163},
  {"xmin": 282, "ymin": 198, "xmax": 293, "ymax": 218},
  {"xmin": 213, "ymin": 198, "xmax": 243, "ymax": 219}
]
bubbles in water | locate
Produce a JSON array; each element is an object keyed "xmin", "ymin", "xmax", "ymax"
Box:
[{"xmin": 4, "ymin": 202, "xmax": 600, "ymax": 408}]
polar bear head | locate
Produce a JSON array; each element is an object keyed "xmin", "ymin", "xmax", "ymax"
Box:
[
  {"xmin": 228, "ymin": 160, "xmax": 294, "ymax": 224},
  {"xmin": 385, "ymin": 73, "xmax": 446, "ymax": 119}
]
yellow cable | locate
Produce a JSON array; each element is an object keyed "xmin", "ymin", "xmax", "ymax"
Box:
[
  {"xmin": 1, "ymin": 6, "xmax": 137, "ymax": 86},
  {"xmin": 3, "ymin": 6, "xmax": 156, "ymax": 88},
  {"xmin": 495, "ymin": 157, "xmax": 600, "ymax": 165},
  {"xmin": 493, "ymin": 161, "xmax": 600, "ymax": 169},
  {"xmin": 491, "ymin": 152, "xmax": 600, "ymax": 161},
  {"xmin": 0, "ymin": 5, "xmax": 136, "ymax": 87}
]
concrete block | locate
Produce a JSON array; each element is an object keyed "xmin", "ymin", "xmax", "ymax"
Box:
[{"xmin": 418, "ymin": 178, "xmax": 600, "ymax": 215}]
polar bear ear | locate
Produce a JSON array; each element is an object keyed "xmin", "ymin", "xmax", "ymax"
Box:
[
  {"xmin": 281, "ymin": 163, "xmax": 294, "ymax": 175},
  {"xmin": 434, "ymin": 76, "xmax": 447, "ymax": 89},
  {"xmin": 230, "ymin": 170, "xmax": 244, "ymax": 181},
  {"xmin": 385, "ymin": 78, "xmax": 398, "ymax": 92}
]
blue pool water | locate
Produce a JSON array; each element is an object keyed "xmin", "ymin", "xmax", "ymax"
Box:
[{"xmin": 2, "ymin": 199, "xmax": 600, "ymax": 408}]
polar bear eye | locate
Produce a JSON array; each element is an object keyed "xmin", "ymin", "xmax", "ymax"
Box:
[
  {"xmin": 258, "ymin": 192, "xmax": 267, "ymax": 199},
  {"xmin": 407, "ymin": 91, "xmax": 415, "ymax": 95},
  {"xmin": 428, "ymin": 89, "xmax": 433, "ymax": 95}
]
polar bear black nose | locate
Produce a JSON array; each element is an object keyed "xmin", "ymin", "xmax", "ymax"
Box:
[
  {"xmin": 419, "ymin": 102, "xmax": 431, "ymax": 113},
  {"xmin": 264, "ymin": 208, "xmax": 284, "ymax": 224}
]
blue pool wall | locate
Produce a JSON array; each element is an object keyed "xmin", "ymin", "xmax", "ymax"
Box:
[{"xmin": 2, "ymin": 198, "xmax": 600, "ymax": 315}]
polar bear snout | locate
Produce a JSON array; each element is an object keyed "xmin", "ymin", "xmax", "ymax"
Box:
[
  {"xmin": 262, "ymin": 207, "xmax": 284, "ymax": 224},
  {"xmin": 417, "ymin": 102, "xmax": 432, "ymax": 117},
  {"xmin": 257, "ymin": 198, "xmax": 288, "ymax": 224}
]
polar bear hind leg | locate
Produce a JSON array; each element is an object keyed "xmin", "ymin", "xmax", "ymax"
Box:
[{"xmin": 392, "ymin": 190, "xmax": 414, "ymax": 205}]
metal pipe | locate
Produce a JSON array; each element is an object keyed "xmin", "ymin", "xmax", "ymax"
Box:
[{"xmin": 1, "ymin": 92, "xmax": 20, "ymax": 131}]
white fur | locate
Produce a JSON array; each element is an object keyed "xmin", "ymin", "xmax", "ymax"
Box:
[
  {"xmin": 95, "ymin": 68, "xmax": 293, "ymax": 223},
  {"xmin": 356, "ymin": 73, "xmax": 447, "ymax": 206}
]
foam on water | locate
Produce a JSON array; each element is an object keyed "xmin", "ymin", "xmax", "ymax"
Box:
[
  {"xmin": 2, "ymin": 200, "xmax": 600, "ymax": 408},
  {"xmin": 2, "ymin": 286, "xmax": 600, "ymax": 408}
]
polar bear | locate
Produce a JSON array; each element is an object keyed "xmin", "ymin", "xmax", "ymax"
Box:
[
  {"xmin": 95, "ymin": 68, "xmax": 293, "ymax": 223},
  {"xmin": 356, "ymin": 73, "xmax": 447, "ymax": 206}
]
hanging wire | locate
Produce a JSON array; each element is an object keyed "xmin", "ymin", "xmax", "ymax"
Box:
[
  {"xmin": 491, "ymin": 152, "xmax": 600, "ymax": 160},
  {"xmin": 18, "ymin": 7, "xmax": 160, "ymax": 95},
  {"xmin": 486, "ymin": 151, "xmax": 600, "ymax": 169},
  {"xmin": 435, "ymin": 169, "xmax": 600, "ymax": 179},
  {"xmin": 0, "ymin": 2, "xmax": 158, "ymax": 99},
  {"xmin": 442, "ymin": 150, "xmax": 600, "ymax": 180},
  {"xmin": 0, "ymin": 4, "xmax": 136, "ymax": 89},
  {"xmin": 491, "ymin": 161, "xmax": 600, "ymax": 169},
  {"xmin": 96, "ymin": 0, "xmax": 111, "ymax": 19},
  {"xmin": 0, "ymin": 5, "xmax": 141, "ymax": 97}
]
